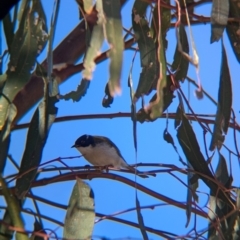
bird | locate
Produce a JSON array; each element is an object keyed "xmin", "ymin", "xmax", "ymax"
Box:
[{"xmin": 71, "ymin": 134, "xmax": 155, "ymax": 178}]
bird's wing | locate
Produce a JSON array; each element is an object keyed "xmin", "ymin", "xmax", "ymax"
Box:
[{"xmin": 93, "ymin": 136, "xmax": 126, "ymax": 161}]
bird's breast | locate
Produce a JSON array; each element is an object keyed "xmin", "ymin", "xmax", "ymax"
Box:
[{"xmin": 76, "ymin": 144, "xmax": 125, "ymax": 168}]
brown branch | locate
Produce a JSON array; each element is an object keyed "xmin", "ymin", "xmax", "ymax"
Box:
[
  {"xmin": 12, "ymin": 112, "xmax": 240, "ymax": 131},
  {"xmin": 22, "ymin": 172, "xmax": 207, "ymax": 218}
]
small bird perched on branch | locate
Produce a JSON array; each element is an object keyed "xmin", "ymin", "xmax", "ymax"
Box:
[{"xmin": 71, "ymin": 134, "xmax": 155, "ymax": 178}]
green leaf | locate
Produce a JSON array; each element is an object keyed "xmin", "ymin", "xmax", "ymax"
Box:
[
  {"xmin": 137, "ymin": 75, "xmax": 175, "ymax": 122},
  {"xmin": 136, "ymin": 196, "xmax": 149, "ymax": 240},
  {"xmin": 151, "ymin": 1, "xmax": 171, "ymax": 47},
  {"xmin": 0, "ymin": 103, "xmax": 16, "ymax": 173},
  {"xmin": 0, "ymin": 0, "xmax": 48, "ymax": 130},
  {"xmin": 148, "ymin": 34, "xmax": 167, "ymax": 120},
  {"xmin": 83, "ymin": 0, "xmax": 94, "ymax": 14},
  {"xmin": 60, "ymin": 79, "xmax": 90, "ymax": 102},
  {"xmin": 232, "ymin": 188, "xmax": 240, "ymax": 239},
  {"xmin": 83, "ymin": 2, "xmax": 104, "ymax": 79},
  {"xmin": 132, "ymin": 0, "xmax": 158, "ymax": 100},
  {"xmin": 102, "ymin": 82, "xmax": 114, "ymax": 107},
  {"xmin": 15, "ymin": 97, "xmax": 57, "ymax": 199},
  {"xmin": 0, "ymin": 73, "xmax": 7, "ymax": 89},
  {"xmin": 186, "ymin": 163, "xmax": 199, "ymax": 227},
  {"xmin": 172, "ymin": 24, "xmax": 189, "ymax": 82},
  {"xmin": 3, "ymin": 13, "xmax": 14, "ymax": 51},
  {"xmin": 209, "ymin": 43, "xmax": 232, "ymax": 151},
  {"xmin": 226, "ymin": 0, "xmax": 240, "ymax": 62},
  {"xmin": 215, "ymin": 152, "xmax": 229, "ymax": 185},
  {"xmin": 208, "ymin": 153, "xmax": 232, "ymax": 239},
  {"xmin": 175, "ymin": 104, "xmax": 232, "ymax": 205},
  {"xmin": 63, "ymin": 178, "xmax": 95, "ymax": 240},
  {"xmin": 0, "ymin": 176, "xmax": 28, "ymax": 240},
  {"xmin": 0, "ymin": 210, "xmax": 13, "ymax": 240},
  {"xmin": 210, "ymin": 0, "xmax": 229, "ymax": 43},
  {"xmin": 102, "ymin": 0, "xmax": 123, "ymax": 96}
]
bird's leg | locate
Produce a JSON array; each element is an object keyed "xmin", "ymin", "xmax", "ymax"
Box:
[
  {"xmin": 102, "ymin": 164, "xmax": 114, "ymax": 173},
  {"xmin": 97, "ymin": 165, "xmax": 114, "ymax": 173}
]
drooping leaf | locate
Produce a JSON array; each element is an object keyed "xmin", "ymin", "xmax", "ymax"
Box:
[
  {"xmin": 148, "ymin": 33, "xmax": 167, "ymax": 119},
  {"xmin": 231, "ymin": 188, "xmax": 240, "ymax": 239},
  {"xmin": 3, "ymin": 13, "xmax": 14, "ymax": 51},
  {"xmin": 102, "ymin": 0, "xmax": 123, "ymax": 96},
  {"xmin": 15, "ymin": 93, "xmax": 58, "ymax": 199},
  {"xmin": 102, "ymin": 82, "xmax": 114, "ymax": 107},
  {"xmin": 137, "ymin": 75, "xmax": 175, "ymax": 122},
  {"xmin": 0, "ymin": 210, "xmax": 13, "ymax": 240},
  {"xmin": 215, "ymin": 152, "xmax": 229, "ymax": 185},
  {"xmin": 175, "ymin": 104, "xmax": 232, "ymax": 206},
  {"xmin": 172, "ymin": 24, "xmax": 189, "ymax": 82},
  {"xmin": 63, "ymin": 178, "xmax": 95, "ymax": 240},
  {"xmin": 226, "ymin": 0, "xmax": 240, "ymax": 63},
  {"xmin": 186, "ymin": 163, "xmax": 199, "ymax": 227},
  {"xmin": 0, "ymin": 74, "xmax": 7, "ymax": 89},
  {"xmin": 208, "ymin": 153, "xmax": 232, "ymax": 239},
  {"xmin": 210, "ymin": 0, "xmax": 229, "ymax": 43},
  {"xmin": 83, "ymin": 1, "xmax": 104, "ymax": 80},
  {"xmin": 60, "ymin": 79, "xmax": 90, "ymax": 102},
  {"xmin": 209, "ymin": 43, "xmax": 232, "ymax": 151},
  {"xmin": 136, "ymin": 196, "xmax": 149, "ymax": 240},
  {"xmin": 163, "ymin": 128, "xmax": 174, "ymax": 145},
  {"xmin": 0, "ymin": 0, "xmax": 19, "ymax": 20},
  {"xmin": 0, "ymin": 103, "xmax": 16, "ymax": 173},
  {"xmin": 0, "ymin": 0, "xmax": 48, "ymax": 130},
  {"xmin": 132, "ymin": 0, "xmax": 158, "ymax": 100},
  {"xmin": 0, "ymin": 132, "xmax": 10, "ymax": 173},
  {"xmin": 0, "ymin": 176, "xmax": 28, "ymax": 240},
  {"xmin": 151, "ymin": 1, "xmax": 171, "ymax": 48},
  {"xmin": 83, "ymin": 0, "xmax": 94, "ymax": 14}
]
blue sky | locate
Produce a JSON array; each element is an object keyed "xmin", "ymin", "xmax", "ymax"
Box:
[{"xmin": 1, "ymin": 0, "xmax": 240, "ymax": 239}]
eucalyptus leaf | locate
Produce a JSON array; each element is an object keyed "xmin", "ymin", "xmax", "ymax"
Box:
[
  {"xmin": 60, "ymin": 79, "xmax": 90, "ymax": 102},
  {"xmin": 151, "ymin": 1, "xmax": 171, "ymax": 47},
  {"xmin": 175, "ymin": 104, "xmax": 232, "ymax": 206},
  {"xmin": 83, "ymin": 11, "xmax": 104, "ymax": 80},
  {"xmin": 0, "ymin": 0, "xmax": 48, "ymax": 130},
  {"xmin": 16, "ymin": 97, "xmax": 57, "ymax": 199},
  {"xmin": 83, "ymin": 0, "xmax": 94, "ymax": 14},
  {"xmin": 63, "ymin": 178, "xmax": 95, "ymax": 240},
  {"xmin": 137, "ymin": 75, "xmax": 175, "ymax": 122},
  {"xmin": 132, "ymin": 0, "xmax": 158, "ymax": 101},
  {"xmin": 172, "ymin": 24, "xmax": 189, "ymax": 82},
  {"xmin": 209, "ymin": 43, "xmax": 232, "ymax": 151},
  {"xmin": 102, "ymin": 82, "xmax": 114, "ymax": 107},
  {"xmin": 0, "ymin": 210, "xmax": 13, "ymax": 240},
  {"xmin": 102, "ymin": 0, "xmax": 123, "ymax": 96},
  {"xmin": 226, "ymin": 0, "xmax": 240, "ymax": 62},
  {"xmin": 211, "ymin": 0, "xmax": 229, "ymax": 43},
  {"xmin": 186, "ymin": 163, "xmax": 199, "ymax": 227},
  {"xmin": 0, "ymin": 103, "xmax": 16, "ymax": 173},
  {"xmin": 3, "ymin": 13, "xmax": 14, "ymax": 51}
]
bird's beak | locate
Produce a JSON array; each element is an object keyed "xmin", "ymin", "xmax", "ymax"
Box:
[{"xmin": 71, "ymin": 144, "xmax": 76, "ymax": 148}]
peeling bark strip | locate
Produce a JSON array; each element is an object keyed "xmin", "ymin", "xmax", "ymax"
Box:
[{"xmin": 210, "ymin": 0, "xmax": 229, "ymax": 43}]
